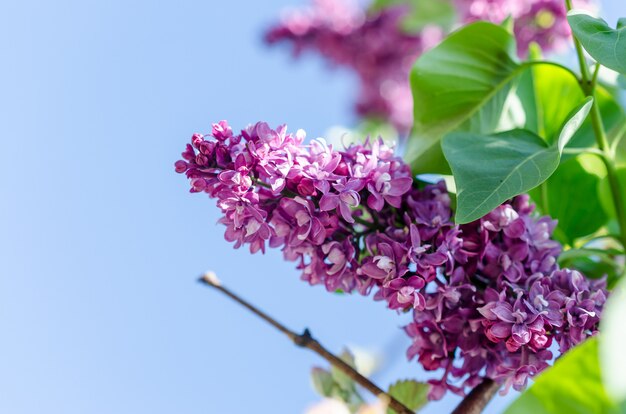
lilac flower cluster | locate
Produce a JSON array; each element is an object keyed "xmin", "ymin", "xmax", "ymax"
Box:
[
  {"xmin": 456, "ymin": 0, "xmax": 595, "ymax": 56},
  {"xmin": 405, "ymin": 197, "xmax": 607, "ymax": 399},
  {"xmin": 265, "ymin": 0, "xmax": 443, "ymax": 134},
  {"xmin": 265, "ymin": 0, "xmax": 594, "ymax": 132},
  {"xmin": 176, "ymin": 120, "xmax": 606, "ymax": 398}
]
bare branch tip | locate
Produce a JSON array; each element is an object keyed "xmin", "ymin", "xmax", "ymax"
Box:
[{"xmin": 200, "ymin": 270, "xmax": 221, "ymax": 287}]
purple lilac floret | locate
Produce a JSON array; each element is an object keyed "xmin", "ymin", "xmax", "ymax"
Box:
[
  {"xmin": 175, "ymin": 120, "xmax": 607, "ymax": 399},
  {"xmin": 264, "ymin": 0, "xmax": 595, "ymax": 132}
]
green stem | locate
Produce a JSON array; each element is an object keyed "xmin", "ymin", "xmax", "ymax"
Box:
[
  {"xmin": 590, "ymin": 62, "xmax": 601, "ymax": 91},
  {"xmin": 353, "ymin": 215, "xmax": 381, "ymax": 231},
  {"xmin": 562, "ymin": 147, "xmax": 606, "ymax": 158},
  {"xmin": 566, "ymin": 0, "xmax": 626, "ymax": 249}
]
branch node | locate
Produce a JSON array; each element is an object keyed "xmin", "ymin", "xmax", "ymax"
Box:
[{"xmin": 294, "ymin": 328, "xmax": 313, "ymax": 347}]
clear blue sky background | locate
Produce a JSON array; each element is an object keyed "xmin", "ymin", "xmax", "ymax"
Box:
[{"xmin": 1, "ymin": 1, "xmax": 624, "ymax": 413}]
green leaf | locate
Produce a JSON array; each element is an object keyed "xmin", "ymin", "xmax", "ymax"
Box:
[
  {"xmin": 560, "ymin": 256, "xmax": 621, "ymax": 282},
  {"xmin": 387, "ymin": 380, "xmax": 429, "ymax": 414},
  {"xmin": 311, "ymin": 367, "xmax": 336, "ymax": 398},
  {"xmin": 504, "ymin": 338, "xmax": 620, "ymax": 414},
  {"xmin": 515, "ymin": 58, "xmax": 624, "ymax": 160},
  {"xmin": 444, "ymin": 129, "xmax": 559, "ymax": 223},
  {"xmin": 370, "ymin": 0, "xmax": 455, "ymax": 32},
  {"xmin": 500, "ymin": 15, "xmax": 514, "ymax": 34},
  {"xmin": 558, "ymin": 246, "xmax": 623, "ymax": 282},
  {"xmin": 514, "ymin": 62, "xmax": 540, "ymax": 133},
  {"xmin": 443, "ymin": 99, "xmax": 593, "ymax": 224},
  {"xmin": 401, "ymin": 0, "xmax": 455, "ymax": 33},
  {"xmin": 406, "ymin": 22, "xmax": 521, "ymax": 174},
  {"xmin": 600, "ymin": 276, "xmax": 626, "ymax": 405},
  {"xmin": 519, "ymin": 62, "xmax": 623, "ymax": 241},
  {"xmin": 525, "ymin": 64, "xmax": 583, "ymax": 143},
  {"xmin": 311, "ymin": 351, "xmax": 366, "ymax": 412},
  {"xmin": 555, "ymin": 97, "xmax": 594, "ymax": 152},
  {"xmin": 530, "ymin": 155, "xmax": 608, "ymax": 244},
  {"xmin": 330, "ymin": 350, "xmax": 359, "ymax": 393},
  {"xmin": 568, "ymin": 12, "xmax": 626, "ymax": 75}
]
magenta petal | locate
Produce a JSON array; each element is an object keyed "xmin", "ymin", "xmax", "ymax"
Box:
[
  {"xmin": 490, "ymin": 322, "xmax": 511, "ymax": 338},
  {"xmin": 255, "ymin": 122, "xmax": 272, "ymax": 140},
  {"xmin": 422, "ymin": 252, "xmax": 448, "ymax": 266},
  {"xmin": 361, "ymin": 262, "xmax": 387, "ymax": 279},
  {"xmin": 492, "ymin": 303, "xmax": 515, "ymax": 323},
  {"xmin": 512, "ymin": 323, "xmax": 531, "ymax": 344},
  {"xmin": 316, "ymin": 180, "xmax": 330, "ymax": 194},
  {"xmin": 339, "ymin": 202, "xmax": 354, "ymax": 223},
  {"xmin": 367, "ymin": 192, "xmax": 384, "ymax": 211},
  {"xmin": 508, "ymin": 243, "xmax": 529, "ymax": 261},
  {"xmin": 340, "ymin": 190, "xmax": 360, "ymax": 207},
  {"xmin": 478, "ymin": 303, "xmax": 497, "ymax": 320},
  {"xmin": 319, "ymin": 194, "xmax": 339, "ymax": 211},
  {"xmin": 387, "ymin": 177, "xmax": 413, "ymax": 196},
  {"xmin": 504, "ymin": 218, "xmax": 526, "ymax": 238},
  {"xmin": 385, "ymin": 194, "xmax": 402, "ymax": 208},
  {"xmin": 344, "ymin": 178, "xmax": 364, "ymax": 192}
]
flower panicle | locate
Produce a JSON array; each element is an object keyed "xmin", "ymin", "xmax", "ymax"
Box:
[{"xmin": 175, "ymin": 120, "xmax": 607, "ymax": 399}]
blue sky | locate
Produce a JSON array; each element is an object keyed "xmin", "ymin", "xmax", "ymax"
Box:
[{"xmin": 1, "ymin": 1, "xmax": 624, "ymax": 413}]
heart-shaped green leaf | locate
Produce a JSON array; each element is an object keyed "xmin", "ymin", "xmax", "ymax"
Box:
[
  {"xmin": 311, "ymin": 368, "xmax": 336, "ymax": 398},
  {"xmin": 387, "ymin": 380, "xmax": 429, "ymax": 414},
  {"xmin": 568, "ymin": 12, "xmax": 626, "ymax": 75},
  {"xmin": 443, "ymin": 98, "xmax": 592, "ymax": 224},
  {"xmin": 443, "ymin": 129, "xmax": 560, "ymax": 224},
  {"xmin": 558, "ymin": 246, "xmax": 623, "ymax": 282},
  {"xmin": 406, "ymin": 22, "xmax": 521, "ymax": 174},
  {"xmin": 504, "ymin": 338, "xmax": 619, "ymax": 414}
]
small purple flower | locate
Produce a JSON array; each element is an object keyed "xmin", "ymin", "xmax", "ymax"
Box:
[
  {"xmin": 319, "ymin": 178, "xmax": 363, "ymax": 223},
  {"xmin": 212, "ymin": 120, "xmax": 233, "ymax": 141},
  {"xmin": 298, "ymin": 138, "xmax": 342, "ymax": 187},
  {"xmin": 360, "ymin": 235, "xmax": 409, "ymax": 282},
  {"xmin": 274, "ymin": 197, "xmax": 326, "ymax": 246},
  {"xmin": 366, "ymin": 168, "xmax": 413, "ymax": 211},
  {"xmin": 479, "ymin": 296, "xmax": 546, "ymax": 351},
  {"xmin": 321, "ymin": 240, "xmax": 354, "ymax": 279}
]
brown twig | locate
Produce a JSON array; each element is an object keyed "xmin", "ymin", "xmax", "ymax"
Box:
[
  {"xmin": 452, "ymin": 378, "xmax": 500, "ymax": 414},
  {"xmin": 198, "ymin": 272, "xmax": 414, "ymax": 414}
]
